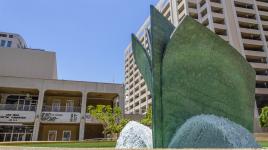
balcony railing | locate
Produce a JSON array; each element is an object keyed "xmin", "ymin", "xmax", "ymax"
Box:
[
  {"xmin": 42, "ymin": 105, "xmax": 81, "ymax": 112},
  {"xmin": 0, "ymin": 104, "xmax": 36, "ymax": 111}
]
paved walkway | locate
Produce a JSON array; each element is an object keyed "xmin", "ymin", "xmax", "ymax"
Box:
[
  {"xmin": 0, "ymin": 147, "xmax": 116, "ymax": 150},
  {"xmin": 0, "ymin": 147, "xmax": 265, "ymax": 150}
]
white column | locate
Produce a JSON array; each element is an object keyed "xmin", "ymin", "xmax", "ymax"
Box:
[
  {"xmin": 183, "ymin": 0, "xmax": 189, "ymax": 16},
  {"xmin": 118, "ymin": 92, "xmax": 125, "ymax": 114},
  {"xmin": 32, "ymin": 89, "xmax": 45, "ymax": 141},
  {"xmin": 1, "ymin": 94, "xmax": 8, "ymax": 104},
  {"xmin": 254, "ymin": 101, "xmax": 262, "ymax": 133},
  {"xmin": 79, "ymin": 91, "xmax": 87, "ymax": 141},
  {"xmin": 253, "ymin": 0, "xmax": 268, "ymax": 62},
  {"xmin": 139, "ymin": 95, "xmax": 142, "ymax": 114},
  {"xmin": 169, "ymin": 0, "xmax": 179, "ymax": 27},
  {"xmin": 222, "ymin": 0, "xmax": 245, "ymax": 56},
  {"xmin": 146, "ymin": 94, "xmax": 149, "ymax": 111},
  {"xmin": 205, "ymin": 0, "xmax": 215, "ymax": 32},
  {"xmin": 114, "ymin": 96, "xmax": 119, "ymax": 107},
  {"xmin": 197, "ymin": 0, "xmax": 202, "ymax": 22}
]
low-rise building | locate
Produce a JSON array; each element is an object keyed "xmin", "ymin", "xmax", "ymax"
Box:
[{"xmin": 0, "ymin": 32, "xmax": 124, "ymax": 142}]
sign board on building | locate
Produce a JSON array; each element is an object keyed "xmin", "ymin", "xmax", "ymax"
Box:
[
  {"xmin": 41, "ymin": 112, "xmax": 80, "ymax": 123},
  {"xmin": 0, "ymin": 111, "xmax": 35, "ymax": 122}
]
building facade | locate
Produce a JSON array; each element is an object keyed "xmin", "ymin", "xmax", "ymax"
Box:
[
  {"xmin": 0, "ymin": 76, "xmax": 123, "ymax": 142},
  {"xmin": 0, "ymin": 32, "xmax": 57, "ymax": 79},
  {"xmin": 124, "ymin": 0, "xmax": 268, "ymax": 116},
  {"xmin": 0, "ymin": 32, "xmax": 27, "ymax": 49},
  {"xmin": 0, "ymin": 33, "xmax": 124, "ymax": 142}
]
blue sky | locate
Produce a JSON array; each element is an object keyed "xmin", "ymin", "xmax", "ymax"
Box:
[{"xmin": 0, "ymin": 0, "xmax": 158, "ymax": 83}]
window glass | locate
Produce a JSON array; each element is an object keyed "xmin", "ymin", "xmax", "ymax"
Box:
[
  {"xmin": 0, "ymin": 34, "xmax": 7, "ymax": 37},
  {"xmin": 0, "ymin": 40, "xmax": 6, "ymax": 47},
  {"xmin": 52, "ymin": 100, "xmax": 61, "ymax": 112},
  {"xmin": 7, "ymin": 41, "xmax": 12, "ymax": 47},
  {"xmin": 0, "ymin": 125, "xmax": 33, "ymax": 142},
  {"xmin": 62, "ymin": 131, "xmax": 71, "ymax": 141},
  {"xmin": 66, "ymin": 100, "xmax": 74, "ymax": 112}
]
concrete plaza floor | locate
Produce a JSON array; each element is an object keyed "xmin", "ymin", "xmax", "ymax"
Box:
[{"xmin": 0, "ymin": 147, "xmax": 266, "ymax": 150}]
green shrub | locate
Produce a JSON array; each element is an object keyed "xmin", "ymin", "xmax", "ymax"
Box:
[
  {"xmin": 140, "ymin": 105, "xmax": 152, "ymax": 127},
  {"xmin": 88, "ymin": 105, "xmax": 129, "ymax": 137},
  {"xmin": 259, "ymin": 106, "xmax": 268, "ymax": 127}
]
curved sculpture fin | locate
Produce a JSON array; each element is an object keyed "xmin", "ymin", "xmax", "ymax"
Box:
[
  {"xmin": 150, "ymin": 5, "xmax": 175, "ymax": 148},
  {"xmin": 131, "ymin": 34, "xmax": 152, "ymax": 91},
  {"xmin": 161, "ymin": 16, "xmax": 255, "ymax": 147}
]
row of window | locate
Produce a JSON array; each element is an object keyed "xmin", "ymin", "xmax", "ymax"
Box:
[
  {"xmin": 48, "ymin": 100, "xmax": 75, "ymax": 112},
  {"xmin": 2, "ymin": 94, "xmax": 76, "ymax": 112},
  {"xmin": 0, "ymin": 40, "xmax": 12, "ymax": 48},
  {"xmin": 0, "ymin": 128, "xmax": 71, "ymax": 142},
  {"xmin": 48, "ymin": 130, "xmax": 71, "ymax": 141},
  {"xmin": 0, "ymin": 125, "xmax": 33, "ymax": 142},
  {"xmin": 0, "ymin": 34, "xmax": 13, "ymax": 38}
]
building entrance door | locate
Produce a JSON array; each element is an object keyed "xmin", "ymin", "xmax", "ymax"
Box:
[
  {"xmin": 62, "ymin": 131, "xmax": 71, "ymax": 141},
  {"xmin": 48, "ymin": 130, "xmax": 57, "ymax": 141}
]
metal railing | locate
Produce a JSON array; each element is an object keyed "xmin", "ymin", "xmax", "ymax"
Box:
[
  {"xmin": 42, "ymin": 105, "xmax": 81, "ymax": 112},
  {"xmin": 0, "ymin": 104, "xmax": 36, "ymax": 111}
]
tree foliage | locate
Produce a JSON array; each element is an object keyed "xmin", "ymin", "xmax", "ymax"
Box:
[
  {"xmin": 259, "ymin": 106, "xmax": 268, "ymax": 127},
  {"xmin": 88, "ymin": 105, "xmax": 129, "ymax": 137},
  {"xmin": 141, "ymin": 105, "xmax": 152, "ymax": 127}
]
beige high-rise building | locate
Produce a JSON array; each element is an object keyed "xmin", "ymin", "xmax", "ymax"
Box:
[{"xmin": 124, "ymin": 0, "xmax": 268, "ymax": 117}]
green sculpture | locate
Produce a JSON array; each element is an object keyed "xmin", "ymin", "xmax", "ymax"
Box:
[{"xmin": 131, "ymin": 6, "xmax": 256, "ymax": 148}]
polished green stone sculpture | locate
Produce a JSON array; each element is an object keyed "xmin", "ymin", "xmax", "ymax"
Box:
[{"xmin": 131, "ymin": 6, "xmax": 255, "ymax": 148}]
